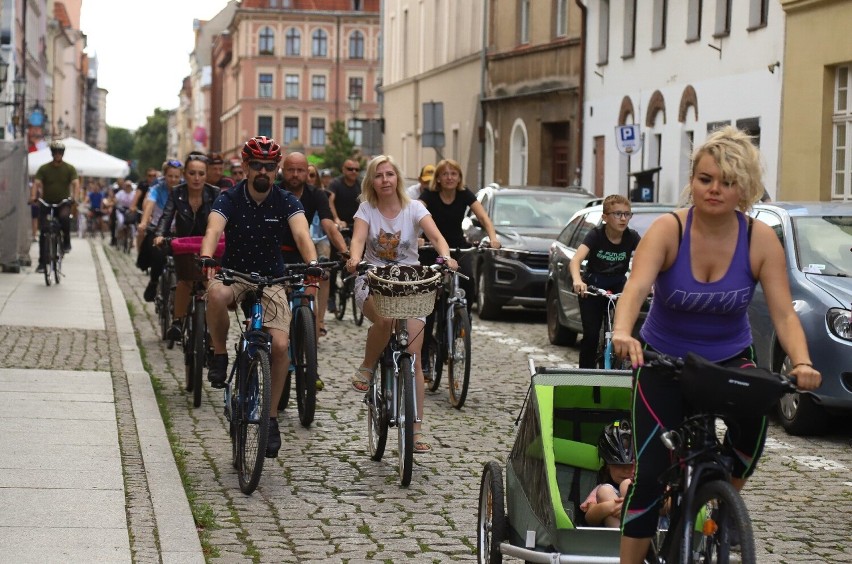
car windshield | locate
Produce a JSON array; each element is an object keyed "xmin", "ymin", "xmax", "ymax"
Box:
[
  {"xmin": 492, "ymin": 193, "xmax": 590, "ymax": 228},
  {"xmin": 626, "ymin": 210, "xmax": 669, "ymax": 236},
  {"xmin": 792, "ymin": 216, "xmax": 852, "ymax": 276}
]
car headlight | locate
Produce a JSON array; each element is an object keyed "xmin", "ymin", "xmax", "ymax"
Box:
[
  {"xmin": 826, "ymin": 308, "xmax": 852, "ymax": 341},
  {"xmin": 496, "ymin": 249, "xmax": 521, "ymax": 260}
]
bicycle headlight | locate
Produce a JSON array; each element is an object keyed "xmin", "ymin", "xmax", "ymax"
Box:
[{"xmin": 826, "ymin": 308, "xmax": 852, "ymax": 341}]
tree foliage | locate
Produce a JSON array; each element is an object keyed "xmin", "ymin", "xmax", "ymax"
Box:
[
  {"xmin": 314, "ymin": 120, "xmax": 359, "ymax": 176},
  {"xmin": 133, "ymin": 108, "xmax": 170, "ymax": 175},
  {"xmin": 106, "ymin": 126, "xmax": 135, "ymax": 178}
]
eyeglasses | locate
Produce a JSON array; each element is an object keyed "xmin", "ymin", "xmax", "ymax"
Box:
[
  {"xmin": 346, "ymin": 167, "xmax": 360, "ymax": 172},
  {"xmin": 186, "ymin": 154, "xmax": 208, "ymax": 163},
  {"xmin": 607, "ymin": 212, "xmax": 634, "ymax": 219},
  {"xmin": 166, "ymin": 159, "xmax": 183, "ymax": 168},
  {"xmin": 247, "ymin": 161, "xmax": 278, "ymax": 172}
]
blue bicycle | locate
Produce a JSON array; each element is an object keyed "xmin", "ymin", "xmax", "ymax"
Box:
[{"xmin": 584, "ymin": 285, "xmax": 630, "ymax": 370}]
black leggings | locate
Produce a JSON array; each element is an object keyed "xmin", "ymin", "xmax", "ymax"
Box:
[
  {"xmin": 621, "ymin": 345, "xmax": 768, "ymax": 539},
  {"xmin": 578, "ymin": 295, "xmax": 608, "ymax": 368}
]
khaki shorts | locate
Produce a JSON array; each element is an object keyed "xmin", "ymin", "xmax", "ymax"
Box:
[{"xmin": 209, "ymin": 278, "xmax": 291, "ymax": 333}]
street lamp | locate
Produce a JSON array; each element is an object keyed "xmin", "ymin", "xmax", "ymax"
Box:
[{"xmin": 348, "ymin": 93, "xmax": 362, "ymax": 115}]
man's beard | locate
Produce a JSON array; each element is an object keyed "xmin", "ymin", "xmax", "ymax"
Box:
[{"xmin": 252, "ymin": 175, "xmax": 271, "ymax": 193}]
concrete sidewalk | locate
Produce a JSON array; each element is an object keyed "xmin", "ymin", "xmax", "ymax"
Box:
[{"xmin": 0, "ymin": 240, "xmax": 202, "ymax": 563}]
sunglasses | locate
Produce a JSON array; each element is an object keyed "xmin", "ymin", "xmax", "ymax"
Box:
[
  {"xmin": 186, "ymin": 154, "xmax": 208, "ymax": 163},
  {"xmin": 607, "ymin": 211, "xmax": 634, "ymax": 219},
  {"xmin": 346, "ymin": 167, "xmax": 360, "ymax": 172},
  {"xmin": 247, "ymin": 161, "xmax": 278, "ymax": 172},
  {"xmin": 166, "ymin": 159, "xmax": 183, "ymax": 168}
]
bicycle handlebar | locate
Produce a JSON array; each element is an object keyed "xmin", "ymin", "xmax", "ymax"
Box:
[
  {"xmin": 583, "ymin": 285, "xmax": 621, "ymax": 298},
  {"xmin": 642, "ymin": 350, "xmax": 799, "ymax": 389},
  {"xmin": 37, "ymin": 197, "xmax": 73, "ymax": 209},
  {"xmin": 217, "ymin": 267, "xmax": 307, "ymax": 288}
]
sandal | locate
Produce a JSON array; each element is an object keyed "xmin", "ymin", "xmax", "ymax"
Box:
[
  {"xmin": 319, "ymin": 326, "xmax": 328, "ymax": 337},
  {"xmin": 351, "ymin": 366, "xmax": 373, "ymax": 392},
  {"xmin": 413, "ymin": 432, "xmax": 432, "ymax": 454}
]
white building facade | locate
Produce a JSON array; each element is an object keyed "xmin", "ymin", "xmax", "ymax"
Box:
[{"xmin": 581, "ymin": 0, "xmax": 785, "ymax": 203}]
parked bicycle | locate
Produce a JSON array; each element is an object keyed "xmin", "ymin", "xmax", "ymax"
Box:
[
  {"xmin": 361, "ymin": 262, "xmax": 442, "ymax": 487},
  {"xmin": 37, "ymin": 198, "xmax": 72, "ymax": 287},
  {"xmin": 641, "ymin": 350, "xmax": 800, "ymax": 564},
  {"xmin": 279, "ymin": 260, "xmax": 339, "ymax": 427},
  {"xmin": 217, "ymin": 267, "xmax": 306, "ymax": 495},
  {"xmin": 424, "ymin": 249, "xmax": 473, "ymax": 409}
]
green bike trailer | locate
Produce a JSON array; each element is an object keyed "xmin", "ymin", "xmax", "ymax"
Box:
[{"xmin": 478, "ymin": 365, "xmax": 633, "ymax": 563}]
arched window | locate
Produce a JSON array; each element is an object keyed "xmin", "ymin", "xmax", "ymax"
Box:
[
  {"xmin": 349, "ymin": 30, "xmax": 364, "ymax": 59},
  {"xmin": 285, "ymin": 28, "xmax": 301, "ymax": 56},
  {"xmin": 484, "ymin": 122, "xmax": 495, "ymax": 186},
  {"xmin": 509, "ymin": 120, "xmax": 529, "ymax": 185},
  {"xmin": 258, "ymin": 26, "xmax": 275, "ymax": 55},
  {"xmin": 312, "ymin": 29, "xmax": 328, "ymax": 57}
]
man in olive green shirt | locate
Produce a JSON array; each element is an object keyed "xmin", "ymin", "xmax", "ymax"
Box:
[{"xmin": 30, "ymin": 140, "xmax": 79, "ymax": 270}]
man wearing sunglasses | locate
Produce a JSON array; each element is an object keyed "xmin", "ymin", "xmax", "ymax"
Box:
[
  {"xmin": 326, "ymin": 158, "xmax": 361, "ymax": 311},
  {"xmin": 200, "ymin": 136, "xmax": 319, "ymax": 459}
]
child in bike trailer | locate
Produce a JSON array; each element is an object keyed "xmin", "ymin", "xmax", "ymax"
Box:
[
  {"xmin": 569, "ymin": 194, "xmax": 640, "ymax": 368},
  {"xmin": 581, "ymin": 420, "xmax": 635, "ymax": 528}
]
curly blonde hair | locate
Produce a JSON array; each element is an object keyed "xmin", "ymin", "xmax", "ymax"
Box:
[{"xmin": 680, "ymin": 126, "xmax": 765, "ymax": 212}]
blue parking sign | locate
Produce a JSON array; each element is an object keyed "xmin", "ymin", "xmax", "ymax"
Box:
[{"xmin": 615, "ymin": 124, "xmax": 642, "ymax": 155}]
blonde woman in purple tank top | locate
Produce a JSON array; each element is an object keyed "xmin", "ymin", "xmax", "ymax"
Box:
[{"xmin": 609, "ymin": 126, "xmax": 822, "ymax": 563}]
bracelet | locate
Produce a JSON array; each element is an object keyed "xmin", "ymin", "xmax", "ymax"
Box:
[{"xmin": 793, "ymin": 362, "xmax": 813, "ymax": 369}]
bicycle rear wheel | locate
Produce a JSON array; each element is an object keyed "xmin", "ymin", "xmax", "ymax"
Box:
[
  {"xmin": 448, "ymin": 308, "xmax": 472, "ymax": 409},
  {"xmin": 333, "ymin": 272, "xmax": 347, "ymax": 320},
  {"xmin": 183, "ymin": 308, "xmax": 194, "ymax": 392},
  {"xmin": 668, "ymin": 480, "xmax": 755, "ymax": 564},
  {"xmin": 293, "ymin": 305, "xmax": 318, "ymax": 427},
  {"xmin": 367, "ymin": 362, "xmax": 389, "ymax": 461},
  {"xmin": 424, "ymin": 330, "xmax": 441, "ymax": 392},
  {"xmin": 352, "ymin": 279, "xmax": 364, "ymax": 326},
  {"xmin": 157, "ymin": 271, "xmax": 171, "ymax": 340},
  {"xmin": 397, "ymin": 355, "xmax": 415, "ymax": 486},
  {"xmin": 236, "ymin": 348, "xmax": 271, "ymax": 495},
  {"xmin": 191, "ymin": 300, "xmax": 206, "ymax": 407}
]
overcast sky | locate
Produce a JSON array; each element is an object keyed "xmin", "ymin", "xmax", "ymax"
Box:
[{"xmin": 80, "ymin": 0, "xmax": 231, "ymax": 131}]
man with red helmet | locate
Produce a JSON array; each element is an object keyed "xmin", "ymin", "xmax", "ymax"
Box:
[{"xmin": 200, "ymin": 136, "xmax": 319, "ymax": 458}]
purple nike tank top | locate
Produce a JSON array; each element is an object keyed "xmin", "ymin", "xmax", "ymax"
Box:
[{"xmin": 640, "ymin": 208, "xmax": 756, "ymax": 362}]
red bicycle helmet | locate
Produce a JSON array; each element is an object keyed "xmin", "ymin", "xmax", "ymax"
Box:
[{"xmin": 241, "ymin": 136, "xmax": 282, "ymax": 162}]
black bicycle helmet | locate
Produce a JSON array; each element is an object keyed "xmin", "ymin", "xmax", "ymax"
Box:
[
  {"xmin": 49, "ymin": 140, "xmax": 65, "ymax": 151},
  {"xmin": 241, "ymin": 136, "xmax": 282, "ymax": 162},
  {"xmin": 598, "ymin": 420, "xmax": 634, "ymax": 464}
]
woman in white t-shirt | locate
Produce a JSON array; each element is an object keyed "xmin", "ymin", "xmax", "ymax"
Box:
[{"xmin": 346, "ymin": 155, "xmax": 458, "ymax": 454}]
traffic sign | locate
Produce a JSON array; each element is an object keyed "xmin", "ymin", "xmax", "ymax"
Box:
[{"xmin": 615, "ymin": 124, "xmax": 642, "ymax": 155}]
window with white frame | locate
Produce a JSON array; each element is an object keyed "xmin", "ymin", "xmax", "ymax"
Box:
[
  {"xmin": 651, "ymin": 0, "xmax": 667, "ymax": 50},
  {"xmin": 348, "ymin": 118, "xmax": 363, "ymax": 146},
  {"xmin": 258, "ymin": 73, "xmax": 273, "ymax": 98},
  {"xmin": 686, "ymin": 0, "xmax": 702, "ymax": 42},
  {"xmin": 285, "ymin": 28, "xmax": 301, "ymax": 56},
  {"xmin": 312, "ymin": 29, "xmax": 328, "ymax": 57},
  {"xmin": 311, "ymin": 75, "xmax": 326, "ymax": 101},
  {"xmin": 519, "ymin": 0, "xmax": 531, "ymax": 44},
  {"xmin": 258, "ymin": 116, "xmax": 273, "ymax": 138},
  {"xmin": 284, "ymin": 117, "xmax": 299, "ymax": 144},
  {"xmin": 310, "ymin": 118, "xmax": 326, "ymax": 147},
  {"xmin": 349, "ymin": 30, "xmax": 365, "ymax": 59},
  {"xmin": 285, "ymin": 74, "xmax": 299, "ymax": 99},
  {"xmin": 714, "ymin": 0, "xmax": 731, "ymax": 37},
  {"xmin": 832, "ymin": 64, "xmax": 852, "ymax": 200},
  {"xmin": 748, "ymin": 0, "xmax": 769, "ymax": 31},
  {"xmin": 623, "ymin": 0, "xmax": 636, "ymax": 58},
  {"xmin": 598, "ymin": 0, "xmax": 609, "ymax": 65},
  {"xmin": 259, "ymin": 26, "xmax": 275, "ymax": 55},
  {"xmin": 555, "ymin": 0, "xmax": 568, "ymax": 37},
  {"xmin": 509, "ymin": 121, "xmax": 528, "ymax": 185}
]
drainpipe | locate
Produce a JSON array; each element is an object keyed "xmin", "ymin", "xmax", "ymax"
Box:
[
  {"xmin": 478, "ymin": 0, "xmax": 488, "ymax": 190},
  {"xmin": 574, "ymin": 0, "xmax": 587, "ymax": 187}
]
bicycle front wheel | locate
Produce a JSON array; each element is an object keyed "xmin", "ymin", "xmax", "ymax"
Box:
[
  {"xmin": 397, "ymin": 355, "xmax": 415, "ymax": 486},
  {"xmin": 191, "ymin": 300, "xmax": 206, "ymax": 407},
  {"xmin": 236, "ymin": 348, "xmax": 271, "ymax": 495},
  {"xmin": 333, "ymin": 272, "xmax": 347, "ymax": 320},
  {"xmin": 448, "ymin": 308, "xmax": 472, "ymax": 409},
  {"xmin": 669, "ymin": 480, "xmax": 755, "ymax": 564},
  {"xmin": 352, "ymin": 280, "xmax": 364, "ymax": 326},
  {"xmin": 53, "ymin": 233, "xmax": 62, "ymax": 285},
  {"xmin": 293, "ymin": 305, "xmax": 318, "ymax": 427},
  {"xmin": 157, "ymin": 271, "xmax": 172, "ymax": 341},
  {"xmin": 43, "ymin": 233, "xmax": 53, "ymax": 287}
]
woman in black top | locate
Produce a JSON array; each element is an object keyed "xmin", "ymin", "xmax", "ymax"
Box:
[
  {"xmin": 154, "ymin": 152, "xmax": 220, "ymax": 340},
  {"xmin": 569, "ymin": 194, "xmax": 640, "ymax": 368}
]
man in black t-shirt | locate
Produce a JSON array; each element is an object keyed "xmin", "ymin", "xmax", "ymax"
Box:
[{"xmin": 327, "ymin": 158, "xmax": 361, "ymax": 227}]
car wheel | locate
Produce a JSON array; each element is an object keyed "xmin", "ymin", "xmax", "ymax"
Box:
[
  {"xmin": 546, "ymin": 285, "xmax": 577, "ymax": 346},
  {"xmin": 777, "ymin": 354, "xmax": 828, "ymax": 436},
  {"xmin": 477, "ymin": 267, "xmax": 501, "ymax": 320}
]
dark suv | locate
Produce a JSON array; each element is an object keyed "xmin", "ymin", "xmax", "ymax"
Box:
[{"xmin": 462, "ymin": 185, "xmax": 596, "ymax": 319}]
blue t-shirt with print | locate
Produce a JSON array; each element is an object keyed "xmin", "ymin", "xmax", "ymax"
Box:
[{"xmin": 212, "ymin": 183, "xmax": 305, "ymax": 277}]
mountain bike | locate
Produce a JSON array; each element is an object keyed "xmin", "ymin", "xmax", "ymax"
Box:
[
  {"xmin": 425, "ymin": 257, "xmax": 472, "ymax": 409},
  {"xmin": 361, "ymin": 262, "xmax": 441, "ymax": 487},
  {"xmin": 641, "ymin": 350, "xmax": 800, "ymax": 564},
  {"xmin": 37, "ymin": 198, "xmax": 72, "ymax": 287},
  {"xmin": 584, "ymin": 285, "xmax": 630, "ymax": 370},
  {"xmin": 218, "ymin": 267, "xmax": 304, "ymax": 495},
  {"xmin": 279, "ymin": 260, "xmax": 339, "ymax": 427}
]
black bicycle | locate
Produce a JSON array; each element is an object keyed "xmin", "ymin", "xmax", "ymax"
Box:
[
  {"xmin": 37, "ymin": 198, "xmax": 72, "ymax": 286},
  {"xmin": 641, "ymin": 350, "xmax": 800, "ymax": 564},
  {"xmin": 425, "ymin": 255, "xmax": 472, "ymax": 409},
  {"xmin": 173, "ymin": 252, "xmax": 213, "ymax": 409},
  {"xmin": 154, "ymin": 249, "xmax": 177, "ymax": 350},
  {"xmin": 218, "ymin": 267, "xmax": 304, "ymax": 494},
  {"xmin": 332, "ymin": 228, "xmax": 364, "ymax": 326}
]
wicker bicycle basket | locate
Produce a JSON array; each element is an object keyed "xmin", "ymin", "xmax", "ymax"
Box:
[{"xmin": 367, "ymin": 264, "xmax": 441, "ymax": 319}]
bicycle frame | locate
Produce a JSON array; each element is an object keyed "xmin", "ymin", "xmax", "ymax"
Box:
[
  {"xmin": 382, "ymin": 320, "xmax": 420, "ymax": 429},
  {"xmin": 585, "ymin": 286, "xmax": 621, "ymax": 370}
]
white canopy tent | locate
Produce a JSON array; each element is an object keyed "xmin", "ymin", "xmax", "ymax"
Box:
[{"xmin": 28, "ymin": 137, "xmax": 130, "ymax": 178}]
